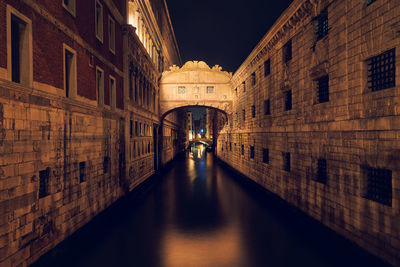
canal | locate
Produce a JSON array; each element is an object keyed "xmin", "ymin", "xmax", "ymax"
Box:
[{"xmin": 33, "ymin": 145, "xmax": 391, "ymax": 267}]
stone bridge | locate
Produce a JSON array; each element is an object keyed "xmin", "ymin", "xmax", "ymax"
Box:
[{"xmin": 159, "ymin": 61, "xmax": 233, "ymax": 119}]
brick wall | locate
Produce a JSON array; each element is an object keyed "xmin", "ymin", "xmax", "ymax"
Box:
[{"xmin": 216, "ymin": 0, "xmax": 400, "ymax": 266}]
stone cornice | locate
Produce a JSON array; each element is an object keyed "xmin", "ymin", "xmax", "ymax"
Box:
[{"xmin": 233, "ymin": 0, "xmax": 314, "ymax": 84}]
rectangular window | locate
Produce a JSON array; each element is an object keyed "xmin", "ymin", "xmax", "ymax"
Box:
[
  {"xmin": 263, "ymin": 148, "xmax": 269, "ymax": 164},
  {"xmin": 250, "ymin": 146, "xmax": 255, "ymax": 159},
  {"xmin": 317, "ymin": 158, "xmax": 327, "ymax": 184},
  {"xmin": 96, "ymin": 67, "xmax": 104, "ymax": 106},
  {"xmin": 242, "ymin": 109, "xmax": 245, "ymax": 121},
  {"xmin": 230, "ymin": 142, "xmax": 232, "ymax": 151},
  {"xmin": 242, "ymin": 81, "xmax": 246, "ymax": 92},
  {"xmin": 367, "ymin": 48, "xmax": 395, "ymax": 92},
  {"xmin": 251, "ymin": 105, "xmax": 256, "ymax": 118},
  {"xmin": 62, "ymin": 0, "xmax": 76, "ymax": 16},
  {"xmin": 285, "ymin": 90, "xmax": 292, "ymax": 111},
  {"xmin": 103, "ymin": 156, "xmax": 110, "ymax": 174},
  {"xmin": 95, "ymin": 0, "xmax": 103, "ymax": 42},
  {"xmin": 264, "ymin": 99, "xmax": 270, "ymax": 115},
  {"xmin": 235, "ymin": 88, "xmax": 238, "ymax": 96},
  {"xmin": 79, "ymin": 161, "xmax": 86, "ymax": 183},
  {"xmin": 364, "ymin": 167, "xmax": 392, "ymax": 206},
  {"xmin": 241, "ymin": 145, "xmax": 244, "ymax": 155},
  {"xmin": 9, "ymin": 11, "xmax": 32, "ymax": 86},
  {"xmin": 64, "ymin": 45, "xmax": 76, "ymax": 98},
  {"xmin": 283, "ymin": 39, "xmax": 292, "ymax": 63},
  {"xmin": 206, "ymin": 86, "xmax": 215, "ymax": 94},
  {"xmin": 317, "ymin": 75, "xmax": 329, "ymax": 103},
  {"xmin": 284, "ymin": 152, "xmax": 290, "ymax": 172},
  {"xmin": 130, "ymin": 120, "xmax": 133, "ymax": 138},
  {"xmin": 109, "ymin": 76, "xmax": 116, "ymax": 109},
  {"xmin": 135, "ymin": 121, "xmax": 138, "ymax": 136},
  {"xmin": 39, "ymin": 168, "xmax": 50, "ymax": 198},
  {"xmin": 178, "ymin": 86, "xmax": 186, "ymax": 94},
  {"xmin": 108, "ymin": 16, "xmax": 115, "ymax": 53},
  {"xmin": 264, "ymin": 59, "xmax": 271, "ymax": 76},
  {"xmin": 315, "ymin": 11, "xmax": 328, "ymax": 41},
  {"xmin": 365, "ymin": 0, "xmax": 376, "ymax": 6},
  {"xmin": 251, "ymin": 72, "xmax": 256, "ymax": 86}
]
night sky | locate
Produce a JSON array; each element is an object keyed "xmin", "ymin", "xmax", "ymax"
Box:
[{"xmin": 167, "ymin": 0, "xmax": 293, "ymax": 73}]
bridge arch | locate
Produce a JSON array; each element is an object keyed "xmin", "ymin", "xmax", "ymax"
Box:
[{"xmin": 159, "ymin": 61, "xmax": 233, "ymax": 118}]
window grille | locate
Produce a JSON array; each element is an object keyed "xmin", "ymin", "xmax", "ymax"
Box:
[
  {"xmin": 178, "ymin": 86, "xmax": 186, "ymax": 94},
  {"xmin": 315, "ymin": 12, "xmax": 328, "ymax": 40},
  {"xmin": 365, "ymin": 167, "xmax": 392, "ymax": 206},
  {"xmin": 207, "ymin": 86, "xmax": 215, "ymax": 94},
  {"xmin": 285, "ymin": 90, "xmax": 292, "ymax": 111},
  {"xmin": 367, "ymin": 48, "xmax": 395, "ymax": 92},
  {"xmin": 263, "ymin": 149, "xmax": 269, "ymax": 163},
  {"xmin": 317, "ymin": 75, "xmax": 329, "ymax": 103},
  {"xmin": 317, "ymin": 158, "xmax": 327, "ymax": 183}
]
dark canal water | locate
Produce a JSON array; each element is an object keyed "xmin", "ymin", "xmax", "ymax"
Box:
[{"xmin": 33, "ymin": 145, "xmax": 391, "ymax": 267}]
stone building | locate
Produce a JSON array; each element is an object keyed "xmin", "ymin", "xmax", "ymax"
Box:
[
  {"xmin": 0, "ymin": 0, "xmax": 184, "ymax": 265},
  {"xmin": 216, "ymin": 0, "xmax": 400, "ymax": 266}
]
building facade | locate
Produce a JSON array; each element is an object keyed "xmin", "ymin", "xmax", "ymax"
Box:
[
  {"xmin": 0, "ymin": 0, "xmax": 184, "ymax": 265},
  {"xmin": 216, "ymin": 0, "xmax": 400, "ymax": 266}
]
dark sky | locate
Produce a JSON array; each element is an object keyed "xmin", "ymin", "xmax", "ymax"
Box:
[{"xmin": 166, "ymin": 0, "xmax": 293, "ymax": 73}]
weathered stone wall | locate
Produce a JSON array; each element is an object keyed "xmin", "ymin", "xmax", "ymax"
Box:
[
  {"xmin": 0, "ymin": 81, "xmax": 130, "ymax": 266},
  {"xmin": 216, "ymin": 0, "xmax": 400, "ymax": 266}
]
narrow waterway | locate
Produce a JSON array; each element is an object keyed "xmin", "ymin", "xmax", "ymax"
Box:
[{"xmin": 33, "ymin": 145, "xmax": 390, "ymax": 267}]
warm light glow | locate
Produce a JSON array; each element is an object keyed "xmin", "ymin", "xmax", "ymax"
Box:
[{"xmin": 161, "ymin": 225, "xmax": 244, "ymax": 267}]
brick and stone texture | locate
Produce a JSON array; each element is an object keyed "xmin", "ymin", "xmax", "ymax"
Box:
[
  {"xmin": 217, "ymin": 0, "xmax": 400, "ymax": 266},
  {"xmin": 0, "ymin": 0, "xmax": 184, "ymax": 266},
  {"xmin": 0, "ymin": 80, "xmax": 130, "ymax": 266}
]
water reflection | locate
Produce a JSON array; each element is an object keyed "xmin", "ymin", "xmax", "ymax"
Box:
[{"xmin": 33, "ymin": 144, "xmax": 391, "ymax": 267}]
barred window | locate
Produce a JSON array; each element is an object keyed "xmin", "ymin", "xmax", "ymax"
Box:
[
  {"xmin": 283, "ymin": 40, "xmax": 292, "ymax": 63},
  {"xmin": 263, "ymin": 148, "xmax": 269, "ymax": 163},
  {"xmin": 285, "ymin": 90, "xmax": 292, "ymax": 111},
  {"xmin": 264, "ymin": 99, "xmax": 270, "ymax": 115},
  {"xmin": 317, "ymin": 158, "xmax": 327, "ymax": 184},
  {"xmin": 315, "ymin": 11, "xmax": 328, "ymax": 41},
  {"xmin": 367, "ymin": 48, "xmax": 395, "ymax": 92},
  {"xmin": 250, "ymin": 146, "xmax": 255, "ymax": 159},
  {"xmin": 178, "ymin": 86, "xmax": 186, "ymax": 94},
  {"xmin": 207, "ymin": 86, "xmax": 215, "ymax": 94},
  {"xmin": 284, "ymin": 152, "xmax": 291, "ymax": 172},
  {"xmin": 317, "ymin": 75, "xmax": 329, "ymax": 103},
  {"xmin": 264, "ymin": 59, "xmax": 271, "ymax": 76},
  {"xmin": 364, "ymin": 167, "xmax": 392, "ymax": 206},
  {"xmin": 251, "ymin": 105, "xmax": 256, "ymax": 118}
]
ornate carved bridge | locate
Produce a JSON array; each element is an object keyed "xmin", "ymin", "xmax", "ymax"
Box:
[{"xmin": 159, "ymin": 61, "xmax": 233, "ymax": 119}]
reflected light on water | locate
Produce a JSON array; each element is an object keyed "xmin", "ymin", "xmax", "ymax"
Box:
[{"xmin": 161, "ymin": 225, "xmax": 243, "ymax": 267}]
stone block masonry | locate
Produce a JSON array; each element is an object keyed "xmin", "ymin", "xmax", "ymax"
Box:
[
  {"xmin": 0, "ymin": 80, "xmax": 130, "ymax": 266},
  {"xmin": 216, "ymin": 0, "xmax": 400, "ymax": 266}
]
